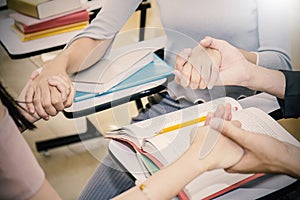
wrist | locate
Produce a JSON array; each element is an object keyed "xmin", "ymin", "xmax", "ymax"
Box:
[
  {"xmin": 242, "ymin": 62, "xmax": 257, "ymax": 89},
  {"xmin": 277, "ymin": 142, "xmax": 300, "ymax": 179},
  {"xmin": 42, "ymin": 51, "xmax": 70, "ymax": 75},
  {"xmin": 180, "ymin": 146, "xmax": 209, "ymax": 177}
]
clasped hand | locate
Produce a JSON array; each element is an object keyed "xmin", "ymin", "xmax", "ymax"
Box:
[
  {"xmin": 174, "ymin": 43, "xmax": 221, "ymax": 90},
  {"xmin": 175, "ymin": 36, "xmax": 252, "ymax": 90},
  {"xmin": 20, "ymin": 67, "xmax": 75, "ymax": 120}
]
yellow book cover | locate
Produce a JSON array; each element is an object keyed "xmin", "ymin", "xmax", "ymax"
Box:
[{"xmin": 12, "ymin": 21, "xmax": 88, "ymax": 42}]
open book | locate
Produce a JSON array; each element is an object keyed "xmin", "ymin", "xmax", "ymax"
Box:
[{"xmin": 106, "ymin": 97, "xmax": 299, "ymax": 200}]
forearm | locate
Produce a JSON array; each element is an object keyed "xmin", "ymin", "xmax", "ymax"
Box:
[
  {"xmin": 274, "ymin": 142, "xmax": 300, "ymax": 179},
  {"xmin": 63, "ymin": 37, "xmax": 112, "ymax": 74},
  {"xmin": 244, "ymin": 63, "xmax": 285, "ymax": 99},
  {"xmin": 114, "ymin": 152, "xmax": 206, "ymax": 200},
  {"xmin": 42, "ymin": 37, "xmax": 111, "ymax": 75},
  {"xmin": 239, "ymin": 48, "xmax": 257, "ymax": 65}
]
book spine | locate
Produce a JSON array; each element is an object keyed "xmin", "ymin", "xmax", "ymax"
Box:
[
  {"xmin": 12, "ymin": 21, "xmax": 88, "ymax": 42},
  {"xmin": 7, "ymin": 0, "xmax": 39, "ymax": 18},
  {"xmin": 19, "ymin": 10, "xmax": 89, "ymax": 34},
  {"xmin": 22, "ymin": 22, "xmax": 88, "ymax": 42}
]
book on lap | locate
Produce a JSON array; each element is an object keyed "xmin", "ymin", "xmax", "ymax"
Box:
[{"xmin": 106, "ymin": 97, "xmax": 299, "ymax": 200}]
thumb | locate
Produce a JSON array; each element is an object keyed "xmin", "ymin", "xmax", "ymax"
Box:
[
  {"xmin": 200, "ymin": 36, "xmax": 221, "ymax": 51},
  {"xmin": 210, "ymin": 118, "xmax": 248, "ymax": 147}
]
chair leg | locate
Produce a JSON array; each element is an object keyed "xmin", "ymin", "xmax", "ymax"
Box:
[{"xmin": 135, "ymin": 98, "xmax": 145, "ymax": 113}]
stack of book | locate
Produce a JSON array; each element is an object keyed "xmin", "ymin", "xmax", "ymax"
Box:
[{"xmin": 7, "ymin": 0, "xmax": 89, "ymax": 42}]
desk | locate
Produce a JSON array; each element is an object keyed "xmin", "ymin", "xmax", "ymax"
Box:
[
  {"xmin": 109, "ymin": 92, "xmax": 298, "ymax": 199},
  {"xmin": 35, "ymin": 36, "xmax": 169, "ymax": 152},
  {"xmin": 0, "ymin": 0, "xmax": 151, "ymax": 59}
]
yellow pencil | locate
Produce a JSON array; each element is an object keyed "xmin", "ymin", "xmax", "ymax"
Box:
[{"xmin": 156, "ymin": 116, "xmax": 206, "ymax": 136}]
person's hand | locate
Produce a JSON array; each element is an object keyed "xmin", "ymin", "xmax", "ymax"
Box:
[
  {"xmin": 205, "ymin": 103, "xmax": 233, "ymax": 126},
  {"xmin": 187, "ymin": 125, "xmax": 244, "ymax": 173},
  {"xmin": 18, "ymin": 79, "xmax": 41, "ymax": 123},
  {"xmin": 174, "ymin": 44, "xmax": 221, "ymax": 89},
  {"xmin": 24, "ymin": 66, "xmax": 75, "ymax": 120},
  {"xmin": 200, "ymin": 36, "xmax": 253, "ymax": 87},
  {"xmin": 209, "ymin": 115, "xmax": 292, "ymax": 175}
]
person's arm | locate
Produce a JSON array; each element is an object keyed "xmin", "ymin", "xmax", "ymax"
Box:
[
  {"xmin": 209, "ymin": 117, "xmax": 300, "ymax": 179},
  {"xmin": 24, "ymin": 37, "xmax": 111, "ymax": 120},
  {"xmin": 113, "ymin": 125, "xmax": 244, "ymax": 200},
  {"xmin": 174, "ymin": 45, "xmax": 221, "ymax": 90},
  {"xmin": 200, "ymin": 36, "xmax": 286, "ymax": 99},
  {"xmin": 24, "ymin": 0, "xmax": 142, "ymax": 120},
  {"xmin": 0, "ymin": 102, "xmax": 61, "ymax": 200},
  {"xmin": 276, "ymin": 70, "xmax": 300, "ymax": 118},
  {"xmin": 29, "ymin": 179, "xmax": 61, "ymax": 200},
  {"xmin": 242, "ymin": 63, "xmax": 286, "ymax": 99},
  {"xmin": 174, "ymin": 41, "xmax": 257, "ymax": 90},
  {"xmin": 254, "ymin": 0, "xmax": 292, "ymax": 71}
]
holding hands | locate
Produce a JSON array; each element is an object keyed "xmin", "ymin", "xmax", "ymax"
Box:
[
  {"xmin": 207, "ymin": 104, "xmax": 300, "ymax": 179},
  {"xmin": 21, "ymin": 57, "xmax": 75, "ymax": 120},
  {"xmin": 175, "ymin": 36, "xmax": 255, "ymax": 90},
  {"xmin": 174, "ymin": 44, "xmax": 221, "ymax": 89}
]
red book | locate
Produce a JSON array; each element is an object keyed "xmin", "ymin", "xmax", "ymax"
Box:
[{"xmin": 11, "ymin": 9, "xmax": 89, "ymax": 34}]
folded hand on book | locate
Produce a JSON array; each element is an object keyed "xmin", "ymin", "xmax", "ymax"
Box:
[
  {"xmin": 208, "ymin": 104, "xmax": 300, "ymax": 179},
  {"xmin": 187, "ymin": 125, "xmax": 244, "ymax": 174}
]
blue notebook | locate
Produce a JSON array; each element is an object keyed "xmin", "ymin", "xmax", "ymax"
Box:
[{"xmin": 74, "ymin": 53, "xmax": 174, "ymax": 102}]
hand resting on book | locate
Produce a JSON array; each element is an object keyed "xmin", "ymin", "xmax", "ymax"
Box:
[
  {"xmin": 187, "ymin": 125, "xmax": 244, "ymax": 172},
  {"xmin": 113, "ymin": 108, "xmax": 246, "ymax": 200},
  {"xmin": 209, "ymin": 104, "xmax": 300, "ymax": 179}
]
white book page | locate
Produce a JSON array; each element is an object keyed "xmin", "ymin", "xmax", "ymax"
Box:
[
  {"xmin": 107, "ymin": 97, "xmax": 243, "ymax": 165},
  {"xmin": 232, "ymin": 107, "xmax": 299, "ymax": 146},
  {"xmin": 73, "ymin": 49, "xmax": 153, "ymax": 93},
  {"xmin": 142, "ymin": 97, "xmax": 242, "ymax": 151}
]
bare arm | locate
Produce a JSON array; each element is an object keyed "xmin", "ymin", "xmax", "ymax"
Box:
[
  {"xmin": 24, "ymin": 37, "xmax": 112, "ymax": 119},
  {"xmin": 56, "ymin": 37, "xmax": 112, "ymax": 74},
  {"xmin": 200, "ymin": 36, "xmax": 286, "ymax": 99},
  {"xmin": 113, "ymin": 126, "xmax": 244, "ymax": 200},
  {"xmin": 210, "ymin": 118, "xmax": 300, "ymax": 179},
  {"xmin": 174, "ymin": 41, "xmax": 257, "ymax": 90}
]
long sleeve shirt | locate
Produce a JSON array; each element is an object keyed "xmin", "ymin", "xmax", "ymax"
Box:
[{"xmin": 278, "ymin": 70, "xmax": 300, "ymax": 118}]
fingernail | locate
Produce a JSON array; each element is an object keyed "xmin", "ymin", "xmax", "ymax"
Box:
[
  {"xmin": 29, "ymin": 108, "xmax": 35, "ymax": 113},
  {"xmin": 174, "ymin": 70, "xmax": 182, "ymax": 77},
  {"xmin": 181, "ymin": 78, "xmax": 189, "ymax": 88},
  {"xmin": 210, "ymin": 118, "xmax": 221, "ymax": 130}
]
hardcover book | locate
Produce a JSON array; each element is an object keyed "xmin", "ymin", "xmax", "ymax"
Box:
[
  {"xmin": 7, "ymin": 0, "xmax": 82, "ymax": 19},
  {"xmin": 10, "ymin": 9, "xmax": 89, "ymax": 33}
]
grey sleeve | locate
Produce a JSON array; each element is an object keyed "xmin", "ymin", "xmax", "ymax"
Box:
[
  {"xmin": 256, "ymin": 0, "xmax": 293, "ymax": 70},
  {"xmin": 67, "ymin": 0, "xmax": 142, "ymax": 46}
]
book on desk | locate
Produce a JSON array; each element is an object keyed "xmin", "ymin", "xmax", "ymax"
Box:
[
  {"xmin": 9, "ymin": 8, "xmax": 89, "ymax": 34},
  {"xmin": 73, "ymin": 49, "xmax": 174, "ymax": 102},
  {"xmin": 106, "ymin": 97, "xmax": 299, "ymax": 200},
  {"xmin": 7, "ymin": 0, "xmax": 83, "ymax": 19}
]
